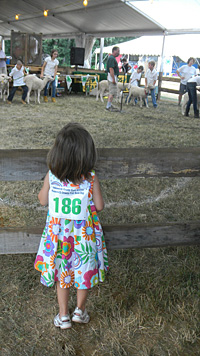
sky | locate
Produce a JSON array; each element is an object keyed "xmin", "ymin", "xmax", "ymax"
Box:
[{"xmin": 130, "ymin": 0, "xmax": 200, "ymax": 30}]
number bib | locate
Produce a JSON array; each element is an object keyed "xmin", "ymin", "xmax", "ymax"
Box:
[{"xmin": 49, "ymin": 186, "xmax": 89, "ymax": 220}]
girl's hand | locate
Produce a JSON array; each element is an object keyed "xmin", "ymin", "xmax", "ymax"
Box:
[{"xmin": 92, "ymin": 175, "xmax": 104, "ymax": 212}]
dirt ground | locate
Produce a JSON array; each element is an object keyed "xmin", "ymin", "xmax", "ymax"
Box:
[
  {"xmin": 1, "ymin": 93, "xmax": 200, "ymax": 227},
  {"xmin": 1, "ymin": 91, "xmax": 200, "ymax": 149},
  {"xmin": 0, "ymin": 93, "xmax": 200, "ymax": 356}
]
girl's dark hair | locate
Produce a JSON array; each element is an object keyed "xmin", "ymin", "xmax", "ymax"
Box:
[
  {"xmin": 47, "ymin": 123, "xmax": 97, "ymax": 182},
  {"xmin": 187, "ymin": 57, "xmax": 195, "ymax": 64},
  {"xmin": 51, "ymin": 49, "xmax": 58, "ymax": 58}
]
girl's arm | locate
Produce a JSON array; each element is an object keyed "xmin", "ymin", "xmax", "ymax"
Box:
[
  {"xmin": 54, "ymin": 65, "xmax": 58, "ymax": 79},
  {"xmin": 40, "ymin": 61, "xmax": 47, "ymax": 78},
  {"xmin": 92, "ymin": 175, "xmax": 104, "ymax": 212},
  {"xmin": 38, "ymin": 172, "xmax": 49, "ymax": 206}
]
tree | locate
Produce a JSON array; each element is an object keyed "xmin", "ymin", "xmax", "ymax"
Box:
[
  {"xmin": 42, "ymin": 38, "xmax": 75, "ymax": 66},
  {"xmin": 5, "ymin": 36, "xmax": 136, "ymax": 67},
  {"xmin": 91, "ymin": 36, "xmax": 136, "ymax": 68}
]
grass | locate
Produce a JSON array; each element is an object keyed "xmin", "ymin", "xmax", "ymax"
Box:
[
  {"xmin": 0, "ymin": 94, "xmax": 200, "ymax": 355},
  {"xmin": 1, "ymin": 247, "xmax": 200, "ymax": 356}
]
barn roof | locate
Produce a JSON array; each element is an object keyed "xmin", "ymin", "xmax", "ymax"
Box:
[{"xmin": 0, "ymin": 0, "xmax": 166, "ymax": 39}]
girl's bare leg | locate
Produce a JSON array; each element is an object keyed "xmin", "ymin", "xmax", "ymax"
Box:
[
  {"xmin": 56, "ymin": 282, "xmax": 70, "ymax": 317},
  {"xmin": 77, "ymin": 289, "xmax": 89, "ymax": 311}
]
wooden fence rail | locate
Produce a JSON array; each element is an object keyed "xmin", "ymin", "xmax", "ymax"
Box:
[
  {"xmin": 1, "ymin": 148, "xmax": 200, "ymax": 254},
  {"xmin": 1, "ymin": 147, "xmax": 200, "ymax": 181},
  {"xmin": 0, "ymin": 222, "xmax": 200, "ymax": 254}
]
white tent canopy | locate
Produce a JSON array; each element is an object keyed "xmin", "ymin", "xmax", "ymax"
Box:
[
  {"xmin": 95, "ymin": 34, "xmax": 200, "ymax": 63},
  {"xmin": 0, "ymin": 0, "xmax": 165, "ymax": 39}
]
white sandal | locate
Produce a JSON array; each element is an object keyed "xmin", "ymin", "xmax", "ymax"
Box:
[
  {"xmin": 72, "ymin": 307, "xmax": 90, "ymax": 324},
  {"xmin": 54, "ymin": 313, "xmax": 72, "ymax": 329}
]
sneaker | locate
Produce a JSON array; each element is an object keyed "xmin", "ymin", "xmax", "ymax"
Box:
[
  {"xmin": 72, "ymin": 307, "xmax": 90, "ymax": 324},
  {"xmin": 44, "ymin": 96, "xmax": 48, "ymax": 103},
  {"xmin": 106, "ymin": 106, "xmax": 120, "ymax": 112},
  {"xmin": 21, "ymin": 100, "xmax": 26, "ymax": 105},
  {"xmin": 54, "ymin": 313, "xmax": 72, "ymax": 329},
  {"xmin": 7, "ymin": 100, "xmax": 11, "ymax": 104},
  {"xmin": 51, "ymin": 97, "xmax": 56, "ymax": 103}
]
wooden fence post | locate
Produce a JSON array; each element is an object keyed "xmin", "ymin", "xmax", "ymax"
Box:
[{"xmin": 157, "ymin": 71, "xmax": 163, "ymax": 101}]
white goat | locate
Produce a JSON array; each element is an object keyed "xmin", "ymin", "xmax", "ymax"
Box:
[
  {"xmin": 23, "ymin": 75, "xmax": 54, "ymax": 104},
  {"xmin": 126, "ymin": 86, "xmax": 149, "ymax": 108},
  {"xmin": 96, "ymin": 80, "xmax": 130, "ymax": 102},
  {"xmin": 181, "ymin": 91, "xmax": 200, "ymax": 115},
  {"xmin": 0, "ymin": 74, "xmax": 10, "ymax": 101}
]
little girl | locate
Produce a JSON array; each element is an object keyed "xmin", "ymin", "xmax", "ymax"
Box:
[{"xmin": 34, "ymin": 123, "xmax": 109, "ymax": 329}]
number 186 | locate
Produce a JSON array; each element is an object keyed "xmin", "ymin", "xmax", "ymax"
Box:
[{"xmin": 53, "ymin": 197, "xmax": 81, "ymax": 215}]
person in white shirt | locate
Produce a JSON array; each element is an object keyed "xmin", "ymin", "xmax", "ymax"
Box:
[
  {"xmin": 145, "ymin": 61, "xmax": 157, "ymax": 108},
  {"xmin": 0, "ymin": 41, "xmax": 7, "ymax": 74},
  {"xmin": 129, "ymin": 66, "xmax": 144, "ymax": 87},
  {"xmin": 40, "ymin": 49, "xmax": 59, "ymax": 103},
  {"xmin": 126, "ymin": 65, "xmax": 144, "ymax": 103},
  {"xmin": 7, "ymin": 60, "xmax": 28, "ymax": 104},
  {"xmin": 185, "ymin": 76, "xmax": 200, "ymax": 118},
  {"xmin": 176, "ymin": 57, "xmax": 196, "ymax": 105}
]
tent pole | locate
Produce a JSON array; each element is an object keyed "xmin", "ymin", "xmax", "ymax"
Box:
[
  {"xmin": 99, "ymin": 37, "xmax": 104, "ymax": 70},
  {"xmin": 157, "ymin": 32, "xmax": 166, "ymax": 101},
  {"xmin": 1, "ymin": 36, "xmax": 5, "ymax": 52},
  {"xmin": 95, "ymin": 51, "xmax": 97, "ymax": 70}
]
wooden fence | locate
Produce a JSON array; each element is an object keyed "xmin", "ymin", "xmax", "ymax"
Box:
[
  {"xmin": 0, "ymin": 148, "xmax": 200, "ymax": 254},
  {"xmin": 7, "ymin": 65, "xmax": 181, "ymax": 98}
]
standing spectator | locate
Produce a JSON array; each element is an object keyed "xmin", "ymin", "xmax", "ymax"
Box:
[
  {"xmin": 176, "ymin": 57, "xmax": 196, "ymax": 105},
  {"xmin": 145, "ymin": 61, "xmax": 157, "ymax": 108},
  {"xmin": 7, "ymin": 60, "xmax": 28, "ymax": 104},
  {"xmin": 121, "ymin": 57, "xmax": 132, "ymax": 74},
  {"xmin": 34, "ymin": 123, "xmax": 109, "ymax": 328},
  {"xmin": 0, "ymin": 41, "xmax": 7, "ymax": 74},
  {"xmin": 106, "ymin": 46, "xmax": 120, "ymax": 112},
  {"xmin": 40, "ymin": 49, "xmax": 59, "ymax": 103},
  {"xmin": 185, "ymin": 76, "xmax": 200, "ymax": 118}
]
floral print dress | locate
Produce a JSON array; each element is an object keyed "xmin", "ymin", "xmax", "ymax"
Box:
[{"xmin": 34, "ymin": 170, "xmax": 109, "ymax": 289}]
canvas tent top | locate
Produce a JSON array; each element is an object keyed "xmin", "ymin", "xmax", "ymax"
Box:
[
  {"xmin": 95, "ymin": 34, "xmax": 200, "ymax": 62},
  {"xmin": 0, "ymin": 0, "xmax": 166, "ymax": 39}
]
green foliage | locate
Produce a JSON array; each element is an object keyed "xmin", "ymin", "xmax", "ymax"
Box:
[
  {"xmin": 42, "ymin": 36, "xmax": 136, "ymax": 67},
  {"xmin": 42, "ymin": 38, "xmax": 75, "ymax": 66},
  {"xmin": 5, "ymin": 36, "xmax": 136, "ymax": 67},
  {"xmin": 5, "ymin": 40, "xmax": 10, "ymax": 55},
  {"xmin": 91, "ymin": 36, "xmax": 136, "ymax": 68}
]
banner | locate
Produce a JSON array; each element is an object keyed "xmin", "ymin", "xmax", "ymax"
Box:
[
  {"xmin": 81, "ymin": 75, "xmax": 89, "ymax": 87},
  {"xmin": 66, "ymin": 75, "xmax": 72, "ymax": 89}
]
